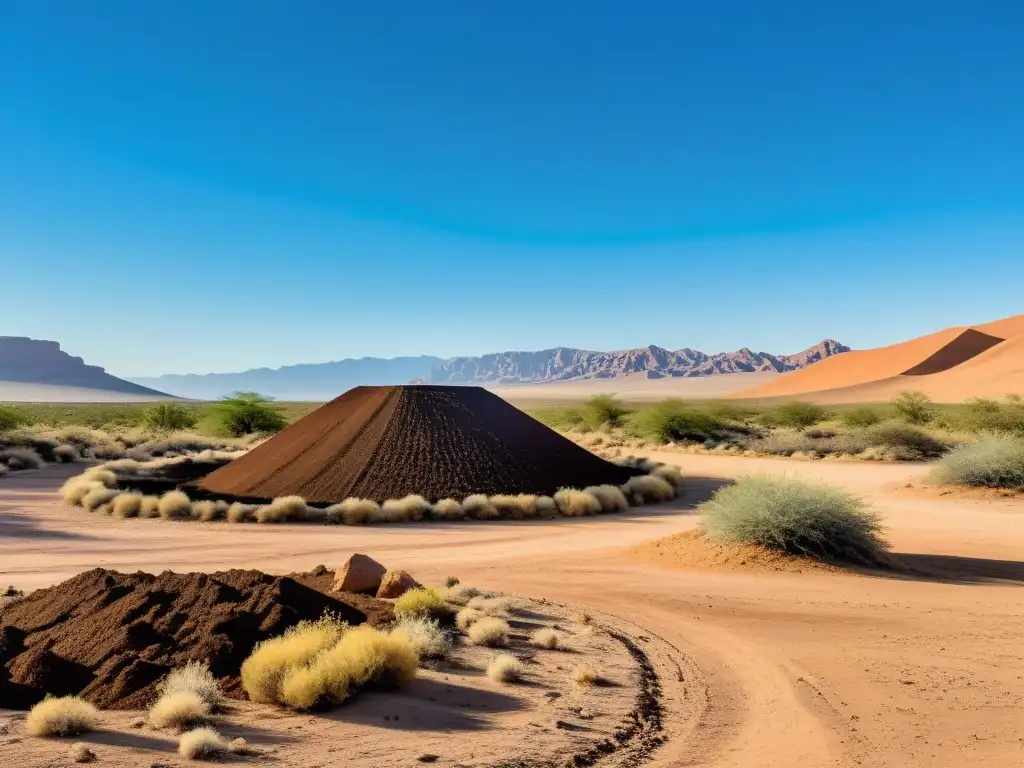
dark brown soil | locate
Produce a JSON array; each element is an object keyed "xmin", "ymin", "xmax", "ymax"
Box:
[
  {"xmin": 190, "ymin": 385, "xmax": 642, "ymax": 504},
  {"xmin": 0, "ymin": 568, "xmax": 393, "ymax": 710}
]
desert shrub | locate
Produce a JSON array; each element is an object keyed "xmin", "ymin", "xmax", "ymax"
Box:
[
  {"xmin": 463, "ymin": 493, "xmax": 498, "ymax": 519},
  {"xmin": 0, "ymin": 405, "xmax": 26, "ymax": 432},
  {"xmin": 445, "ymin": 576, "xmax": 460, "ymax": 588},
  {"xmin": 531, "ymin": 628, "xmax": 560, "ymax": 649},
  {"xmin": 700, "ymin": 475, "xmax": 886, "ymax": 564},
  {"xmin": 69, "ymin": 743, "xmax": 96, "ymax": 763},
  {"xmin": 256, "ymin": 495, "xmax": 307, "ymax": 523},
  {"xmin": 178, "ymin": 727, "xmax": 228, "ymax": 760},
  {"xmin": 158, "ymin": 660, "xmax": 221, "ymax": 709},
  {"xmin": 25, "ymin": 696, "xmax": 100, "ymax": 736},
  {"xmin": 943, "ymin": 397, "xmax": 1024, "ymax": 435},
  {"xmin": 143, "ymin": 403, "xmax": 197, "ymax": 431},
  {"xmin": 928, "ymin": 435, "xmax": 1024, "ymax": 488},
  {"xmin": 651, "ymin": 464, "xmax": 684, "ymax": 492},
  {"xmin": 554, "ymin": 488, "xmax": 601, "ymax": 516},
  {"xmin": 432, "ymin": 498, "xmax": 465, "ymax": 520},
  {"xmin": 621, "ymin": 474, "xmax": 676, "ymax": 504},
  {"xmin": 82, "ymin": 485, "xmax": 118, "ymax": 512},
  {"xmin": 158, "ymin": 490, "xmax": 192, "ymax": 520},
  {"xmin": 572, "ymin": 666, "xmax": 600, "ymax": 686},
  {"xmin": 326, "ymin": 497, "xmax": 379, "ymax": 525},
  {"xmin": 226, "ymin": 502, "xmax": 256, "ymax": 523},
  {"xmin": 573, "ymin": 611, "xmax": 593, "ymax": 625},
  {"xmin": 864, "ymin": 423, "xmax": 947, "ymax": 458},
  {"xmin": 210, "ymin": 392, "xmax": 287, "ymax": 437},
  {"xmin": 892, "ymin": 391, "xmax": 935, "ymax": 425},
  {"xmin": 149, "ymin": 691, "xmax": 211, "ymax": 730},
  {"xmin": 2, "ymin": 447, "xmax": 43, "ymax": 470},
  {"xmin": 240, "ymin": 616, "xmax": 347, "ymax": 703},
  {"xmin": 629, "ymin": 399, "xmax": 724, "ymax": 443},
  {"xmin": 466, "ymin": 596, "xmax": 509, "ymax": 615},
  {"xmin": 764, "ymin": 401, "xmax": 829, "ymax": 429},
  {"xmin": 467, "ymin": 617, "xmax": 510, "ymax": 647},
  {"xmin": 377, "ymin": 494, "xmax": 430, "ymax": 523},
  {"xmin": 584, "ymin": 394, "xmax": 628, "ymax": 429},
  {"xmin": 61, "ymin": 477, "xmax": 101, "ymax": 506},
  {"xmin": 583, "ymin": 484, "xmax": 629, "ymax": 512},
  {"xmin": 53, "ymin": 444, "xmax": 80, "ymax": 463},
  {"xmin": 841, "ymin": 406, "xmax": 883, "ymax": 427},
  {"xmin": 456, "ymin": 607, "xmax": 485, "ymax": 630},
  {"xmin": 393, "ymin": 586, "xmax": 446, "ymax": 618},
  {"xmin": 487, "ymin": 653, "xmax": 524, "ymax": 683},
  {"xmin": 446, "ymin": 583, "xmax": 483, "ymax": 606},
  {"xmin": 278, "ymin": 625, "xmax": 417, "ymax": 709},
  {"xmin": 112, "ymin": 492, "xmax": 143, "ymax": 519},
  {"xmin": 391, "ymin": 615, "xmax": 451, "ymax": 660},
  {"xmin": 193, "ymin": 500, "xmax": 229, "ymax": 522}
]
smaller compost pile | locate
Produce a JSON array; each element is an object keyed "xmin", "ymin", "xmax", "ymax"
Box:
[{"xmin": 0, "ymin": 568, "xmax": 392, "ymax": 710}]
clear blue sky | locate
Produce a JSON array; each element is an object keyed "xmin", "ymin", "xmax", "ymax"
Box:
[{"xmin": 2, "ymin": 1, "xmax": 1022, "ymax": 376}]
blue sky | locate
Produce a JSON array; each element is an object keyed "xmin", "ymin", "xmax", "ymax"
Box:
[{"xmin": 2, "ymin": 1, "xmax": 1022, "ymax": 376}]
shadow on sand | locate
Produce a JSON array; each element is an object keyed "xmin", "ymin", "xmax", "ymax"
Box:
[{"xmin": 881, "ymin": 552, "xmax": 1024, "ymax": 586}]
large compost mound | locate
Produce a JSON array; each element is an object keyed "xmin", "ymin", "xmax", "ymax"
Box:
[
  {"xmin": 0, "ymin": 568, "xmax": 391, "ymax": 710},
  {"xmin": 190, "ymin": 384, "xmax": 643, "ymax": 504}
]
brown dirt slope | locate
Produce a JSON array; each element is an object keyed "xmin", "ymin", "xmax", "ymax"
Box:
[
  {"xmin": 193, "ymin": 384, "xmax": 641, "ymax": 503},
  {"xmin": 0, "ymin": 568, "xmax": 390, "ymax": 710},
  {"xmin": 730, "ymin": 312, "xmax": 1024, "ymax": 403}
]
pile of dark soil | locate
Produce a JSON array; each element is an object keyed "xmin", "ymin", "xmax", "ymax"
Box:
[
  {"xmin": 113, "ymin": 456, "xmax": 235, "ymax": 496},
  {"xmin": 0, "ymin": 568, "xmax": 392, "ymax": 710},
  {"xmin": 191, "ymin": 384, "xmax": 643, "ymax": 503}
]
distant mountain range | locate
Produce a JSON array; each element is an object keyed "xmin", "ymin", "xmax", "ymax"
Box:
[
  {"xmin": 126, "ymin": 340, "xmax": 848, "ymax": 400},
  {"xmin": 0, "ymin": 337, "xmax": 173, "ymax": 402}
]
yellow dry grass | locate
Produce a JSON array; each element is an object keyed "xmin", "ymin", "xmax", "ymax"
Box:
[{"xmin": 25, "ymin": 696, "xmax": 100, "ymax": 737}]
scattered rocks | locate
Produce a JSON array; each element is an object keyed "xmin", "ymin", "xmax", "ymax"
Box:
[
  {"xmin": 333, "ymin": 554, "xmax": 387, "ymax": 595},
  {"xmin": 376, "ymin": 569, "xmax": 421, "ymax": 599}
]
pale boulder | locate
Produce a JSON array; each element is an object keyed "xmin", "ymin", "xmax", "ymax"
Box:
[{"xmin": 332, "ymin": 553, "xmax": 387, "ymax": 594}]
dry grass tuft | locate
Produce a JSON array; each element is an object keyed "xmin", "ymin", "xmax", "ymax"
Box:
[
  {"xmin": 256, "ymin": 495, "xmax": 306, "ymax": 523},
  {"xmin": 325, "ymin": 497, "xmax": 380, "ymax": 525},
  {"xmin": 621, "ymin": 474, "xmax": 677, "ymax": 504},
  {"xmin": 178, "ymin": 727, "xmax": 228, "ymax": 760},
  {"xmin": 530, "ymin": 628, "xmax": 560, "ymax": 649},
  {"xmin": 158, "ymin": 490, "xmax": 192, "ymax": 520},
  {"xmin": 26, "ymin": 696, "xmax": 100, "ymax": 736},
  {"xmin": 112, "ymin": 492, "xmax": 143, "ymax": 519},
  {"xmin": 554, "ymin": 488, "xmax": 602, "ymax": 517},
  {"xmin": 466, "ymin": 595, "xmax": 509, "ymax": 615},
  {"xmin": 573, "ymin": 611, "xmax": 593, "ymax": 625},
  {"xmin": 227, "ymin": 502, "xmax": 256, "ymax": 523},
  {"xmin": 278, "ymin": 625, "xmax": 418, "ymax": 709},
  {"xmin": 467, "ymin": 617, "xmax": 510, "ymax": 647},
  {"xmin": 82, "ymin": 485, "xmax": 118, "ymax": 513},
  {"xmin": 61, "ymin": 478, "xmax": 103, "ymax": 506},
  {"xmin": 139, "ymin": 495, "xmax": 161, "ymax": 518},
  {"xmin": 3, "ymin": 447, "xmax": 44, "ymax": 470},
  {"xmin": 455, "ymin": 607, "xmax": 485, "ymax": 631},
  {"xmin": 191, "ymin": 500, "xmax": 222, "ymax": 522},
  {"xmin": 572, "ymin": 665, "xmax": 601, "ymax": 685},
  {"xmin": 53, "ymin": 444, "xmax": 81, "ymax": 463},
  {"xmin": 69, "ymin": 742, "xmax": 96, "ymax": 762},
  {"xmin": 82, "ymin": 468, "xmax": 116, "ymax": 486},
  {"xmin": 463, "ymin": 493, "xmax": 499, "ymax": 520},
  {"xmin": 487, "ymin": 652, "xmax": 524, "ymax": 683},
  {"xmin": 378, "ymin": 494, "xmax": 430, "ymax": 523},
  {"xmin": 536, "ymin": 495, "xmax": 559, "ymax": 517},
  {"xmin": 390, "ymin": 614, "xmax": 451, "ymax": 660},
  {"xmin": 149, "ymin": 691, "xmax": 212, "ymax": 730},
  {"xmin": 240, "ymin": 616, "xmax": 346, "ymax": 704},
  {"xmin": 445, "ymin": 583, "xmax": 483, "ymax": 605},
  {"xmin": 584, "ymin": 484, "xmax": 629, "ymax": 513},
  {"xmin": 158, "ymin": 660, "xmax": 221, "ymax": 709},
  {"xmin": 652, "ymin": 464, "xmax": 684, "ymax": 492},
  {"xmin": 432, "ymin": 497, "xmax": 465, "ymax": 520},
  {"xmin": 393, "ymin": 586, "xmax": 446, "ymax": 618}
]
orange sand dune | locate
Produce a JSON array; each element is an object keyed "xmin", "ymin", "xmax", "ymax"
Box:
[{"xmin": 732, "ymin": 313, "xmax": 1024, "ymax": 403}]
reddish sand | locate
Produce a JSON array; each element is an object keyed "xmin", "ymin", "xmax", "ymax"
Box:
[
  {"xmin": 733, "ymin": 312, "xmax": 1024, "ymax": 402},
  {"xmin": 2, "ymin": 455, "xmax": 1023, "ymax": 767},
  {"xmin": 194, "ymin": 385, "xmax": 641, "ymax": 503}
]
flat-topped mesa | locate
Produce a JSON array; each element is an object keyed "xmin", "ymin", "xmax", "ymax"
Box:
[{"xmin": 191, "ymin": 384, "xmax": 643, "ymax": 504}]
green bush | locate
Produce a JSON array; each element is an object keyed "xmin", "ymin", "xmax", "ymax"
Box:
[
  {"xmin": 892, "ymin": 391, "xmax": 935, "ymax": 425},
  {"xmin": 864, "ymin": 423, "xmax": 947, "ymax": 458},
  {"xmin": 210, "ymin": 392, "xmax": 287, "ymax": 437},
  {"xmin": 583, "ymin": 394, "xmax": 628, "ymax": 429},
  {"xmin": 0, "ymin": 405, "xmax": 26, "ymax": 433},
  {"xmin": 700, "ymin": 475, "xmax": 886, "ymax": 564},
  {"xmin": 942, "ymin": 398, "xmax": 1024, "ymax": 435},
  {"xmin": 841, "ymin": 406, "xmax": 883, "ymax": 428},
  {"xmin": 629, "ymin": 399, "xmax": 725, "ymax": 443},
  {"xmin": 763, "ymin": 401, "xmax": 829, "ymax": 429},
  {"xmin": 927, "ymin": 435, "xmax": 1024, "ymax": 488},
  {"xmin": 143, "ymin": 403, "xmax": 198, "ymax": 431}
]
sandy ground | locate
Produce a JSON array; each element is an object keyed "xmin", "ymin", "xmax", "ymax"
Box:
[
  {"xmin": 491, "ymin": 371, "xmax": 780, "ymax": 405},
  {"xmin": 1, "ymin": 456, "xmax": 1023, "ymax": 767}
]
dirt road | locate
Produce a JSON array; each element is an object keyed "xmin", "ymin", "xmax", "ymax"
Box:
[{"xmin": 2, "ymin": 455, "xmax": 1022, "ymax": 767}]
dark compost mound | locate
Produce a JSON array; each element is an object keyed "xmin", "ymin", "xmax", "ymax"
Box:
[
  {"xmin": 189, "ymin": 384, "xmax": 643, "ymax": 504},
  {"xmin": 0, "ymin": 568, "xmax": 392, "ymax": 710}
]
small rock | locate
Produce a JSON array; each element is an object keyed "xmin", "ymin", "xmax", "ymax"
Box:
[
  {"xmin": 417, "ymin": 755, "xmax": 440, "ymax": 763},
  {"xmin": 332, "ymin": 553, "xmax": 387, "ymax": 594},
  {"xmin": 130, "ymin": 718, "xmax": 145, "ymax": 728},
  {"xmin": 69, "ymin": 743, "xmax": 96, "ymax": 763},
  {"xmin": 310, "ymin": 564, "xmax": 329, "ymax": 576},
  {"xmin": 376, "ymin": 569, "xmax": 421, "ymax": 598}
]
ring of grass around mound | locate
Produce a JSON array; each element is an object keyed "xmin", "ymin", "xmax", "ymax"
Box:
[{"xmin": 58, "ymin": 454, "xmax": 684, "ymax": 524}]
